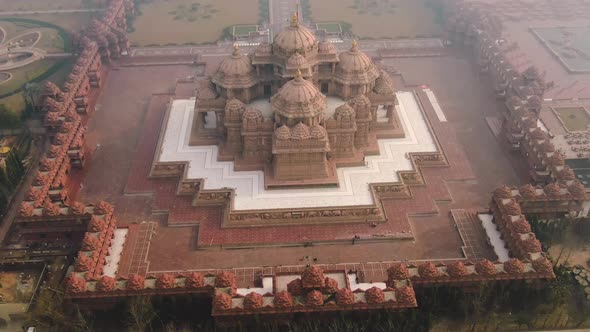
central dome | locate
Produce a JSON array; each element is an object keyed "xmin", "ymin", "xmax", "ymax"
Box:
[
  {"xmin": 271, "ymin": 70, "xmax": 326, "ymax": 120},
  {"xmin": 273, "ymin": 14, "xmax": 317, "ymax": 57}
]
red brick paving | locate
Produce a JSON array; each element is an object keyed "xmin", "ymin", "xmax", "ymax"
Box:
[
  {"xmin": 120, "ymin": 60, "xmax": 488, "ymax": 248},
  {"xmin": 82, "ymin": 55, "xmax": 526, "ymax": 275}
]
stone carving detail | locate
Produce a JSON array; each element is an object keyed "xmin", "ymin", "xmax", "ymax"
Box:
[
  {"xmin": 475, "ymin": 260, "xmax": 497, "ymax": 276},
  {"xmin": 215, "ymin": 271, "xmax": 236, "ymax": 288},
  {"xmin": 336, "ymin": 288, "xmax": 355, "ymax": 305},
  {"xmin": 185, "ymin": 272, "xmax": 205, "ymax": 288},
  {"xmin": 395, "ymin": 286, "xmax": 416, "ymax": 305},
  {"xmin": 306, "ymin": 290, "xmax": 324, "ymax": 307},
  {"xmin": 504, "ymin": 259, "xmax": 524, "ymax": 274},
  {"xmin": 97, "ymin": 276, "xmax": 116, "ymax": 291},
  {"xmin": 287, "ymin": 278, "xmax": 304, "ymax": 295},
  {"xmin": 243, "ymin": 292, "xmax": 263, "ymax": 309},
  {"xmin": 365, "ymin": 286, "xmax": 385, "ymax": 304},
  {"xmin": 274, "ymin": 291, "xmax": 294, "ymax": 307},
  {"xmin": 126, "ymin": 274, "xmax": 145, "ymax": 290}
]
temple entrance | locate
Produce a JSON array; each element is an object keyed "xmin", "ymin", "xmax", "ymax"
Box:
[
  {"xmin": 264, "ymin": 84, "xmax": 271, "ymax": 97},
  {"xmin": 204, "ymin": 111, "xmax": 217, "ymax": 129},
  {"xmin": 376, "ymin": 105, "xmax": 390, "ymax": 123},
  {"xmin": 321, "ymin": 82, "xmax": 329, "ymax": 94}
]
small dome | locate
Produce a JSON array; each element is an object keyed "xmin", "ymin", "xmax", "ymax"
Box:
[
  {"xmin": 387, "ymin": 263, "xmax": 409, "ymax": 280},
  {"xmin": 504, "ymin": 258, "xmax": 524, "ymax": 274},
  {"xmin": 568, "ymin": 181, "xmax": 586, "ymax": 197},
  {"xmin": 242, "ymin": 108, "xmax": 263, "ymax": 121},
  {"xmin": 539, "ymin": 140, "xmax": 555, "ymax": 153},
  {"xmin": 446, "ymin": 261, "xmax": 468, "ymax": 277},
  {"xmin": 255, "ymin": 42, "xmax": 272, "ymax": 56},
  {"xmin": 318, "ymin": 41, "xmax": 337, "ymax": 53},
  {"xmin": 336, "ymin": 288, "xmax": 355, "ymax": 305},
  {"xmin": 273, "ymin": 14, "xmax": 317, "ymax": 57},
  {"xmin": 548, "ymin": 151, "xmax": 565, "ymax": 166},
  {"xmin": 418, "ymin": 262, "xmax": 439, "ymax": 278},
  {"xmin": 302, "ymin": 265, "xmax": 325, "ymax": 289},
  {"xmin": 519, "ymin": 184, "xmax": 537, "ymax": 199},
  {"xmin": 365, "ymin": 286, "xmax": 385, "ymax": 304},
  {"xmin": 218, "ymin": 45, "xmax": 252, "ymax": 76},
  {"xmin": 335, "ymin": 103, "xmax": 354, "ymax": 115},
  {"xmin": 558, "ymin": 166, "xmax": 576, "ymax": 181},
  {"xmin": 503, "ymin": 200, "xmax": 521, "ymax": 215},
  {"xmin": 272, "ymin": 72, "xmax": 327, "ymax": 120},
  {"xmin": 226, "ymin": 98, "xmax": 244, "ymax": 112},
  {"xmin": 349, "ymin": 95, "xmax": 372, "ymax": 119},
  {"xmin": 374, "ymin": 70, "xmax": 395, "ymax": 95},
  {"xmin": 529, "ymin": 128, "xmax": 546, "ymax": 140},
  {"xmin": 335, "ymin": 40, "xmax": 380, "ymax": 85},
  {"xmin": 544, "ymin": 183, "xmax": 562, "ymax": 197},
  {"xmin": 475, "ymin": 260, "xmax": 497, "ymax": 276},
  {"xmin": 523, "ymin": 116, "xmax": 537, "ymax": 128},
  {"xmin": 523, "ymin": 66, "xmax": 539, "ymax": 80},
  {"xmin": 493, "ymin": 185, "xmax": 512, "ymax": 199},
  {"xmin": 522, "ymin": 237, "xmax": 542, "ymax": 253},
  {"xmin": 310, "ymin": 125, "xmax": 327, "ymax": 139},
  {"xmin": 532, "ymin": 257, "xmax": 553, "ymax": 275},
  {"xmin": 527, "ymin": 95, "xmax": 542, "ymax": 109},
  {"xmin": 274, "ymin": 291, "xmax": 294, "ymax": 307},
  {"xmin": 212, "ymin": 45, "xmax": 258, "ymax": 89},
  {"xmin": 395, "ymin": 286, "xmax": 416, "ymax": 305},
  {"xmin": 512, "ymin": 218, "xmax": 532, "ymax": 233},
  {"xmin": 290, "ymin": 122, "xmax": 311, "ymax": 140},
  {"xmin": 275, "ymin": 125, "xmax": 291, "ymax": 140},
  {"xmin": 287, "ymin": 51, "xmax": 308, "ymax": 68},
  {"xmin": 507, "ymin": 96, "xmax": 523, "ymax": 109}
]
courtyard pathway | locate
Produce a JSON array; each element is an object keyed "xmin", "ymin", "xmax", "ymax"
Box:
[{"xmin": 0, "ymin": 9, "xmax": 104, "ymax": 16}]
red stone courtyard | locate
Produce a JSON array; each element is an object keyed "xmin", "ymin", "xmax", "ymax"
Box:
[{"xmin": 71, "ymin": 49, "xmax": 526, "ymax": 286}]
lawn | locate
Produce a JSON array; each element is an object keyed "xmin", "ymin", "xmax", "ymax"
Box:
[
  {"xmin": 309, "ymin": 0, "xmax": 442, "ymax": 39},
  {"xmin": 130, "ymin": 0, "xmax": 259, "ymax": 46},
  {"xmin": 554, "ymin": 107, "xmax": 590, "ymax": 132},
  {"xmin": 316, "ymin": 22, "xmax": 342, "ymax": 34},
  {"xmin": 15, "ymin": 12, "xmax": 97, "ymax": 32},
  {"xmin": 0, "ymin": 0, "xmax": 101, "ymax": 12},
  {"xmin": 0, "ymin": 59, "xmax": 73, "ymax": 113},
  {"xmin": 233, "ymin": 25, "xmax": 258, "ymax": 38}
]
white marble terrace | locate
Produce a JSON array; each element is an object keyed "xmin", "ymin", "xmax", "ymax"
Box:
[
  {"xmin": 102, "ymin": 228, "xmax": 128, "ymax": 277},
  {"xmin": 158, "ymin": 91, "xmax": 437, "ymax": 211}
]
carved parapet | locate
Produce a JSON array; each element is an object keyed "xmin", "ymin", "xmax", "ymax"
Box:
[
  {"xmin": 399, "ymin": 171, "xmax": 424, "ymax": 185},
  {"xmin": 149, "ymin": 162, "xmax": 185, "ymax": 178},
  {"xmin": 196, "ymin": 190, "xmax": 232, "ymax": 206},
  {"xmin": 226, "ymin": 205, "xmax": 384, "ymax": 227},
  {"xmin": 412, "ymin": 152, "xmax": 447, "ymax": 166},
  {"xmin": 177, "ymin": 179, "xmax": 201, "ymax": 196},
  {"xmin": 372, "ymin": 183, "xmax": 411, "ymax": 199}
]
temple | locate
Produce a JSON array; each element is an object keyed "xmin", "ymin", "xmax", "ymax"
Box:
[
  {"xmin": 191, "ymin": 14, "xmax": 401, "ymax": 187},
  {"xmin": 4, "ymin": 0, "xmax": 590, "ymax": 328}
]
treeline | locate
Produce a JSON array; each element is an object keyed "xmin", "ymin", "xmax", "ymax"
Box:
[{"xmin": 0, "ymin": 134, "xmax": 31, "ymax": 216}]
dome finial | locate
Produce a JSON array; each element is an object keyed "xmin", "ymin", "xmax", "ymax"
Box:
[
  {"xmin": 232, "ymin": 44, "xmax": 240, "ymax": 55},
  {"xmin": 295, "ymin": 68, "xmax": 302, "ymax": 79},
  {"xmin": 351, "ymin": 39, "xmax": 358, "ymax": 51},
  {"xmin": 291, "ymin": 12, "xmax": 299, "ymax": 27}
]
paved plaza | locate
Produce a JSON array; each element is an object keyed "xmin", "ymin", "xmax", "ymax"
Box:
[
  {"xmin": 158, "ymin": 92, "xmax": 437, "ymax": 210},
  {"xmin": 72, "ymin": 45, "xmax": 529, "ymax": 277}
]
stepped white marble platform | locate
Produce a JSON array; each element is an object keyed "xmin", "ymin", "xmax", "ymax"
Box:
[{"xmin": 158, "ymin": 91, "xmax": 437, "ymax": 211}]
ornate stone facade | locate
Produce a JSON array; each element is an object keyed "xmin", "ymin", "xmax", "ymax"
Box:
[{"xmin": 191, "ymin": 14, "xmax": 401, "ymax": 187}]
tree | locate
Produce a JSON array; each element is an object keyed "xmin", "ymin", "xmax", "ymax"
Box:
[
  {"xmin": 126, "ymin": 296, "xmax": 157, "ymax": 332},
  {"xmin": 0, "ymin": 104, "xmax": 21, "ymax": 129},
  {"xmin": 26, "ymin": 288, "xmax": 91, "ymax": 331},
  {"xmin": 24, "ymin": 82, "xmax": 42, "ymax": 113}
]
